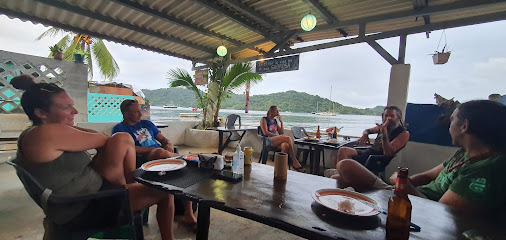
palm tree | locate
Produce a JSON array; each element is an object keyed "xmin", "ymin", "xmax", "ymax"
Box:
[
  {"xmin": 167, "ymin": 62, "xmax": 262, "ymax": 128},
  {"xmin": 166, "ymin": 68, "xmax": 213, "ymax": 128},
  {"xmin": 36, "ymin": 28, "xmax": 119, "ymax": 81}
]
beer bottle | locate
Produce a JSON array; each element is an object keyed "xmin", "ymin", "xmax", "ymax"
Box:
[
  {"xmin": 386, "ymin": 167, "xmax": 412, "ymax": 240},
  {"xmin": 332, "ymin": 127, "xmax": 337, "ymax": 138},
  {"xmin": 316, "ymin": 125, "xmax": 321, "ymax": 138}
]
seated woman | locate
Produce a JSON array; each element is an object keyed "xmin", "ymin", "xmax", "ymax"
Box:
[
  {"xmin": 260, "ymin": 105, "xmax": 306, "ymax": 173},
  {"xmin": 325, "ymin": 106, "xmax": 409, "ymax": 178},
  {"xmin": 11, "ymin": 75, "xmax": 188, "ymax": 240}
]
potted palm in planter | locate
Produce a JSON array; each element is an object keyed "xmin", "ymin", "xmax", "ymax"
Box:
[{"xmin": 49, "ymin": 44, "xmax": 63, "ymax": 60}]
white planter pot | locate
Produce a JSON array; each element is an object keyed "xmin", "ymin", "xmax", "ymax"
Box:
[{"xmin": 432, "ymin": 52, "xmax": 451, "ymax": 64}]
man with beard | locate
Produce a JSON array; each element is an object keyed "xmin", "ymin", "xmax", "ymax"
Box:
[
  {"xmin": 334, "ymin": 100, "xmax": 506, "ymax": 214},
  {"xmin": 325, "ymin": 106, "xmax": 410, "ymax": 178}
]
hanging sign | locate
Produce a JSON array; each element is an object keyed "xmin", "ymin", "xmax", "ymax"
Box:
[
  {"xmin": 256, "ymin": 55, "xmax": 299, "ymax": 74},
  {"xmin": 195, "ymin": 69, "xmax": 208, "ymax": 85}
]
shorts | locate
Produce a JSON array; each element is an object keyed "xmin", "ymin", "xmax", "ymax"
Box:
[
  {"xmin": 61, "ymin": 181, "xmax": 126, "ymax": 230},
  {"xmin": 352, "ymin": 148, "xmax": 382, "ymax": 166},
  {"xmin": 265, "ymin": 136, "xmax": 273, "ymax": 147}
]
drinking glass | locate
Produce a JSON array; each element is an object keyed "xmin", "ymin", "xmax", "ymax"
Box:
[{"xmin": 224, "ymin": 152, "xmax": 234, "ymax": 167}]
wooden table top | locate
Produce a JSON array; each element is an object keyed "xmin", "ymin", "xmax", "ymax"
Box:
[{"xmin": 135, "ymin": 162, "xmax": 504, "ymax": 240}]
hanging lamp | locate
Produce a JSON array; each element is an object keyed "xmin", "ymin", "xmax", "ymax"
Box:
[
  {"xmin": 301, "ymin": 13, "xmax": 317, "ymax": 31},
  {"xmin": 217, "ymin": 45, "xmax": 227, "ymax": 57}
]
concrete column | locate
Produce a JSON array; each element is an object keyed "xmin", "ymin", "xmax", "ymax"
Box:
[{"xmin": 387, "ymin": 64, "xmax": 411, "ymax": 119}]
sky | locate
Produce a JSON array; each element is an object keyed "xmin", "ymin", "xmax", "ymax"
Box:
[{"xmin": 1, "ymin": 15, "xmax": 505, "ymax": 108}]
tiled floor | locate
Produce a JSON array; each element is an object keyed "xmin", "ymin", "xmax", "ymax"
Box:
[{"xmin": 0, "ymin": 144, "xmax": 306, "ymax": 240}]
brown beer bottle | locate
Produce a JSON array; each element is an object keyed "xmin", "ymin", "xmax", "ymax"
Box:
[
  {"xmin": 332, "ymin": 127, "xmax": 337, "ymax": 138},
  {"xmin": 316, "ymin": 125, "xmax": 321, "ymax": 138},
  {"xmin": 386, "ymin": 167, "xmax": 412, "ymax": 240}
]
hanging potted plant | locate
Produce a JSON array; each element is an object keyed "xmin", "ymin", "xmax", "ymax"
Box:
[
  {"xmin": 73, "ymin": 48, "xmax": 88, "ymax": 63},
  {"xmin": 49, "ymin": 44, "xmax": 63, "ymax": 60},
  {"xmin": 431, "ymin": 30, "xmax": 451, "ymax": 65}
]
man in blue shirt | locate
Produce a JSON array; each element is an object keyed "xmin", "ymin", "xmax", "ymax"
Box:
[
  {"xmin": 112, "ymin": 99, "xmax": 177, "ymax": 163},
  {"xmin": 112, "ymin": 100, "xmax": 198, "ymax": 230}
]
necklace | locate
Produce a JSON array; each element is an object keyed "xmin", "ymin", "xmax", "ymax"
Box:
[{"xmin": 447, "ymin": 151, "xmax": 496, "ymax": 173}]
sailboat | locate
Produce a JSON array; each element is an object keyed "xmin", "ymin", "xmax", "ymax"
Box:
[{"xmin": 316, "ymin": 86, "xmax": 337, "ymax": 116}]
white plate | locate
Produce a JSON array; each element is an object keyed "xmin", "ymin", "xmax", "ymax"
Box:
[
  {"xmin": 141, "ymin": 158, "xmax": 187, "ymax": 172},
  {"xmin": 312, "ymin": 188, "xmax": 381, "ymax": 216},
  {"xmin": 325, "ymin": 139, "xmax": 339, "ymax": 144}
]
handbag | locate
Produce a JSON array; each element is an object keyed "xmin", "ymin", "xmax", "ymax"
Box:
[{"xmin": 198, "ymin": 154, "xmax": 224, "ymax": 170}]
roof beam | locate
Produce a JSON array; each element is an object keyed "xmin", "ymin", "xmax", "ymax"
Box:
[
  {"xmin": 32, "ymin": 0, "xmax": 215, "ymax": 55},
  {"xmin": 301, "ymin": 0, "xmax": 348, "ymax": 37},
  {"xmin": 111, "ymin": 0, "xmax": 244, "ymax": 46},
  {"xmin": 191, "ymin": 0, "xmax": 272, "ymax": 38},
  {"xmin": 196, "ymin": 0, "xmax": 505, "ymax": 64},
  {"xmin": 0, "ymin": 7, "xmax": 195, "ymax": 61},
  {"xmin": 266, "ymin": 30, "xmax": 298, "ymax": 56},
  {"xmin": 219, "ymin": 0, "xmax": 286, "ymax": 32},
  {"xmin": 298, "ymin": 0, "xmax": 506, "ymax": 35},
  {"xmin": 221, "ymin": 10, "xmax": 506, "ymax": 65},
  {"xmin": 367, "ymin": 40, "xmax": 398, "ymax": 65}
]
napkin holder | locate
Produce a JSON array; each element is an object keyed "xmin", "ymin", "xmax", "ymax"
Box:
[{"xmin": 198, "ymin": 154, "xmax": 224, "ymax": 170}]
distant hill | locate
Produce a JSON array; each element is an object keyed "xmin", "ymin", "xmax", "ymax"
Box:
[{"xmin": 143, "ymin": 88, "xmax": 384, "ymax": 115}]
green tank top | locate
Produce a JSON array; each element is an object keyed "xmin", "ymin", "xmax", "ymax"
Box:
[{"xmin": 16, "ymin": 127, "xmax": 103, "ymax": 224}]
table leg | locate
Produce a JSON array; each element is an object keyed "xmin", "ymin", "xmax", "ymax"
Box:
[
  {"xmin": 218, "ymin": 131, "xmax": 224, "ymax": 155},
  {"xmin": 196, "ymin": 201, "xmax": 211, "ymax": 240},
  {"xmin": 312, "ymin": 146, "xmax": 322, "ymax": 175}
]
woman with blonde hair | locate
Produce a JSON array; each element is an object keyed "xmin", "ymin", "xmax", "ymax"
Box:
[{"xmin": 260, "ymin": 105, "xmax": 307, "ymax": 173}]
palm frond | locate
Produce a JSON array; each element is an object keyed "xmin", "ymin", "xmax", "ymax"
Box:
[
  {"xmin": 166, "ymin": 68, "xmax": 205, "ymax": 106},
  {"xmin": 91, "ymin": 39, "xmax": 119, "ymax": 81},
  {"xmin": 35, "ymin": 27, "xmax": 72, "ymax": 41}
]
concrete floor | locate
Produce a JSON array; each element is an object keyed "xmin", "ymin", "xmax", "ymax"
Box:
[{"xmin": 0, "ymin": 142, "xmax": 306, "ymax": 240}]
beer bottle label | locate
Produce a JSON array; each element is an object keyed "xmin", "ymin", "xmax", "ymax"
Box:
[{"xmin": 395, "ymin": 177, "xmax": 407, "ymax": 191}]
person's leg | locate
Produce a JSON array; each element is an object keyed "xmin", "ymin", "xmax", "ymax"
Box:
[
  {"xmin": 335, "ymin": 159, "xmax": 379, "ymax": 189},
  {"xmin": 334, "ymin": 147, "xmax": 358, "ymax": 167},
  {"xmin": 272, "ymin": 136, "xmax": 305, "ymax": 170},
  {"xmin": 92, "ymin": 133, "xmax": 137, "ymax": 185},
  {"xmin": 147, "ymin": 148, "xmax": 179, "ymax": 161},
  {"xmin": 182, "ymin": 201, "xmax": 197, "ymax": 223},
  {"xmin": 127, "ymin": 183, "xmax": 190, "ymax": 240}
]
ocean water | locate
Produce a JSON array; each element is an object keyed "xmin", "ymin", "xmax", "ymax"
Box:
[{"xmin": 150, "ymin": 106, "xmax": 381, "ymax": 137}]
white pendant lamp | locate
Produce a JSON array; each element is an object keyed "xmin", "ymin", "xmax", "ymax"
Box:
[
  {"xmin": 301, "ymin": 13, "xmax": 317, "ymax": 31},
  {"xmin": 217, "ymin": 45, "xmax": 227, "ymax": 57}
]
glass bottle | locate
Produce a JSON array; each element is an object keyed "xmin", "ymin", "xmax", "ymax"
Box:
[
  {"xmin": 332, "ymin": 127, "xmax": 337, "ymax": 138},
  {"xmin": 316, "ymin": 125, "xmax": 321, "ymax": 138},
  {"xmin": 386, "ymin": 167, "xmax": 412, "ymax": 240}
]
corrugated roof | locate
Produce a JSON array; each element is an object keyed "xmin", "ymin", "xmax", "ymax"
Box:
[{"xmin": 1, "ymin": 0, "xmax": 505, "ymax": 65}]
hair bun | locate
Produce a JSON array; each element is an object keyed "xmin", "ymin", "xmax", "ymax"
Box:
[{"xmin": 11, "ymin": 75, "xmax": 36, "ymax": 90}]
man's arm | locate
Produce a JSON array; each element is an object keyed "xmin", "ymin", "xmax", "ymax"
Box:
[
  {"xmin": 381, "ymin": 131, "xmax": 410, "ymax": 156},
  {"xmin": 155, "ymin": 132, "xmax": 174, "ymax": 153},
  {"xmin": 438, "ymin": 190, "xmax": 475, "ymax": 212},
  {"xmin": 357, "ymin": 126, "xmax": 380, "ymax": 145}
]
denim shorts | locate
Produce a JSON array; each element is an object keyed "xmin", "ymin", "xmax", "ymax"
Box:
[{"xmin": 265, "ymin": 136, "xmax": 273, "ymax": 147}]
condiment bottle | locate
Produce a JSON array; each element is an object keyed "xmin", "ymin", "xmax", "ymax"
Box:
[
  {"xmin": 232, "ymin": 143, "xmax": 244, "ymax": 175},
  {"xmin": 386, "ymin": 167, "xmax": 412, "ymax": 240},
  {"xmin": 332, "ymin": 127, "xmax": 337, "ymax": 138},
  {"xmin": 316, "ymin": 125, "xmax": 321, "ymax": 138}
]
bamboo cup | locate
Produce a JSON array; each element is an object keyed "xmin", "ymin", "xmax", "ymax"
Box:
[{"xmin": 274, "ymin": 152, "xmax": 288, "ymax": 180}]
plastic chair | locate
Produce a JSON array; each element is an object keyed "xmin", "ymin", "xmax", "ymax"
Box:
[
  {"xmin": 257, "ymin": 126, "xmax": 281, "ymax": 164},
  {"xmin": 291, "ymin": 126, "xmax": 313, "ymax": 166},
  {"xmin": 364, "ymin": 155, "xmax": 397, "ymax": 181},
  {"xmin": 7, "ymin": 159, "xmax": 144, "ymax": 240},
  {"xmin": 225, "ymin": 114, "xmax": 242, "ymax": 141}
]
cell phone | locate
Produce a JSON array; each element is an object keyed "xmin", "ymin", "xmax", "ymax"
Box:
[{"xmin": 213, "ymin": 170, "xmax": 243, "ymax": 182}]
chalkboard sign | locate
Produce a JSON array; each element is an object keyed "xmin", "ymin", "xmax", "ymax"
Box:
[{"xmin": 256, "ymin": 55, "xmax": 299, "ymax": 74}]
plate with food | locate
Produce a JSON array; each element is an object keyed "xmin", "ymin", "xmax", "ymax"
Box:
[
  {"xmin": 312, "ymin": 188, "xmax": 382, "ymax": 216},
  {"xmin": 325, "ymin": 138, "xmax": 339, "ymax": 144},
  {"xmin": 303, "ymin": 136, "xmax": 319, "ymax": 142},
  {"xmin": 183, "ymin": 153, "xmax": 200, "ymax": 162},
  {"xmin": 141, "ymin": 158, "xmax": 187, "ymax": 172}
]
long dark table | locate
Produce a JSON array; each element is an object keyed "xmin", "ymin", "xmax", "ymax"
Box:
[
  {"xmin": 208, "ymin": 125, "xmax": 258, "ymax": 154},
  {"xmin": 294, "ymin": 137, "xmax": 357, "ymax": 175},
  {"xmin": 134, "ymin": 162, "xmax": 503, "ymax": 240}
]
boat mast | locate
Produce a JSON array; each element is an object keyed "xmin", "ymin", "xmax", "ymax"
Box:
[{"xmin": 329, "ymin": 86, "xmax": 332, "ymax": 113}]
